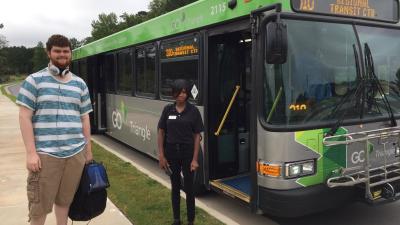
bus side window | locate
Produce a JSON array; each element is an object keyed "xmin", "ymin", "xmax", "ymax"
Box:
[
  {"xmin": 116, "ymin": 50, "xmax": 134, "ymax": 95},
  {"xmin": 104, "ymin": 54, "xmax": 116, "ymax": 93},
  {"xmin": 159, "ymin": 35, "xmax": 200, "ymax": 102},
  {"xmin": 136, "ymin": 45, "xmax": 156, "ymax": 97}
]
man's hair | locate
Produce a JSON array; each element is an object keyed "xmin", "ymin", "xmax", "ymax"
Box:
[{"xmin": 46, "ymin": 34, "xmax": 71, "ymax": 52}]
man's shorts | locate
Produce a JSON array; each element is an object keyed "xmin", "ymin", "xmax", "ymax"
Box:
[{"xmin": 27, "ymin": 150, "xmax": 86, "ymax": 220}]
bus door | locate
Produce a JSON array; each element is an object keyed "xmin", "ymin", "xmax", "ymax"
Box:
[
  {"xmin": 208, "ymin": 28, "xmax": 252, "ymax": 203},
  {"xmin": 94, "ymin": 55, "xmax": 108, "ymax": 133},
  {"xmin": 85, "ymin": 57, "xmax": 98, "ymax": 132}
]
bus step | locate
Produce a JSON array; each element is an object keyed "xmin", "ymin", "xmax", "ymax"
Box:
[{"xmin": 210, "ymin": 174, "xmax": 250, "ymax": 203}]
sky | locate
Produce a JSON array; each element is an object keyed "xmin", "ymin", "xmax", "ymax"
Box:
[{"xmin": 0, "ymin": 0, "xmax": 151, "ymax": 47}]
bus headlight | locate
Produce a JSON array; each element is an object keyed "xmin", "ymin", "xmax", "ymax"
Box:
[{"xmin": 285, "ymin": 160, "xmax": 315, "ymax": 178}]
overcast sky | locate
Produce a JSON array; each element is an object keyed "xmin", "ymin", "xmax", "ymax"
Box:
[{"xmin": 0, "ymin": 0, "xmax": 151, "ymax": 47}]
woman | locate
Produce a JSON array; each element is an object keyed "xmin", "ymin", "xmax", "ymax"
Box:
[{"xmin": 157, "ymin": 79, "xmax": 204, "ymax": 225}]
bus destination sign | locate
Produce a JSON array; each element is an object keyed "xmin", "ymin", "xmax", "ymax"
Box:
[
  {"xmin": 161, "ymin": 37, "xmax": 199, "ymax": 59},
  {"xmin": 291, "ymin": 0, "xmax": 399, "ymax": 23}
]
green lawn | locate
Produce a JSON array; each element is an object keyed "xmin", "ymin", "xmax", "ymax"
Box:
[
  {"xmin": 0, "ymin": 74, "xmax": 26, "ymax": 103},
  {"xmin": 0, "ymin": 83, "xmax": 17, "ymax": 103},
  {"xmin": 92, "ymin": 141, "xmax": 225, "ymax": 225}
]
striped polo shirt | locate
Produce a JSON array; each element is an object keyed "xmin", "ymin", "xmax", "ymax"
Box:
[{"xmin": 16, "ymin": 68, "xmax": 93, "ymax": 158}]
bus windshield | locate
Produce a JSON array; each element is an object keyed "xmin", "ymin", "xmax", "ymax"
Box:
[{"xmin": 264, "ymin": 19, "xmax": 400, "ymax": 127}]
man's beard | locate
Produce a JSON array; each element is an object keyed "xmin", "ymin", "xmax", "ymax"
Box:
[{"xmin": 51, "ymin": 57, "xmax": 71, "ymax": 69}]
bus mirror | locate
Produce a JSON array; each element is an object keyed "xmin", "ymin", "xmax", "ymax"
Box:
[{"xmin": 266, "ymin": 22, "xmax": 288, "ymax": 64}]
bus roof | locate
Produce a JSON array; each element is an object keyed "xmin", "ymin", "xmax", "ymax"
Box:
[
  {"xmin": 72, "ymin": 0, "xmax": 399, "ymax": 60},
  {"xmin": 72, "ymin": 0, "xmax": 290, "ymax": 60}
]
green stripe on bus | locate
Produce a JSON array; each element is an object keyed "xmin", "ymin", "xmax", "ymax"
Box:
[{"xmin": 295, "ymin": 127, "xmax": 347, "ymax": 187}]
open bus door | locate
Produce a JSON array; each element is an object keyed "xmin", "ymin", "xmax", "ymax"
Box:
[
  {"xmin": 206, "ymin": 3, "xmax": 285, "ymax": 211},
  {"xmin": 207, "ymin": 21, "xmax": 252, "ymax": 204}
]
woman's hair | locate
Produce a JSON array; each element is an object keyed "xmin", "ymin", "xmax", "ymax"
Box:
[{"xmin": 172, "ymin": 79, "xmax": 191, "ymax": 100}]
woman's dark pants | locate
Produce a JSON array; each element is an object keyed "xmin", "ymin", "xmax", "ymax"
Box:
[{"xmin": 166, "ymin": 143, "xmax": 195, "ymax": 222}]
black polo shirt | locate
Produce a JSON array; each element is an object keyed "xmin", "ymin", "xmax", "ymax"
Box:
[{"xmin": 158, "ymin": 102, "xmax": 204, "ymax": 145}]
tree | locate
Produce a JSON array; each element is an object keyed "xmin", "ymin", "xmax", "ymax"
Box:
[
  {"xmin": 148, "ymin": 0, "xmax": 196, "ymax": 18},
  {"xmin": 118, "ymin": 11, "xmax": 149, "ymax": 30},
  {"xmin": 32, "ymin": 42, "xmax": 48, "ymax": 71},
  {"xmin": 90, "ymin": 13, "xmax": 119, "ymax": 42},
  {"xmin": 148, "ymin": 0, "xmax": 167, "ymax": 18},
  {"xmin": 0, "ymin": 25, "xmax": 8, "ymax": 76},
  {"xmin": 84, "ymin": 0, "xmax": 198, "ymax": 45},
  {"xmin": 0, "ymin": 49, "xmax": 7, "ymax": 77},
  {"xmin": 0, "ymin": 34, "xmax": 7, "ymax": 49},
  {"xmin": 70, "ymin": 37, "xmax": 83, "ymax": 50}
]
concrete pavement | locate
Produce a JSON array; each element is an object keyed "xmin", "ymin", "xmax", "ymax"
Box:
[{"xmin": 0, "ymin": 85, "xmax": 132, "ymax": 225}]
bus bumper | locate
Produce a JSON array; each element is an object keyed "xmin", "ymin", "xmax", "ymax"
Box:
[{"xmin": 258, "ymin": 184, "xmax": 359, "ymax": 217}]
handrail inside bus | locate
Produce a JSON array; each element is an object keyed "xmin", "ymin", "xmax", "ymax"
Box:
[
  {"xmin": 214, "ymin": 85, "xmax": 241, "ymax": 136},
  {"xmin": 266, "ymin": 86, "xmax": 282, "ymax": 123}
]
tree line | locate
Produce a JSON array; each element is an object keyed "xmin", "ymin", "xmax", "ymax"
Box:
[{"xmin": 0, "ymin": 0, "xmax": 196, "ymax": 79}]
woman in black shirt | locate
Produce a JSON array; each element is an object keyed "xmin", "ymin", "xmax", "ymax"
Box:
[{"xmin": 157, "ymin": 79, "xmax": 204, "ymax": 225}]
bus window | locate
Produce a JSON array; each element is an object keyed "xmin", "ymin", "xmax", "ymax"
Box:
[
  {"xmin": 160, "ymin": 60, "xmax": 199, "ymax": 99},
  {"xmin": 78, "ymin": 59, "xmax": 88, "ymax": 81},
  {"xmin": 136, "ymin": 45, "xmax": 156, "ymax": 96},
  {"xmin": 264, "ymin": 20, "xmax": 358, "ymax": 126},
  {"xmin": 104, "ymin": 54, "xmax": 116, "ymax": 93},
  {"xmin": 160, "ymin": 36, "xmax": 200, "ymax": 101},
  {"xmin": 70, "ymin": 61, "xmax": 79, "ymax": 75},
  {"xmin": 116, "ymin": 50, "xmax": 133, "ymax": 95}
]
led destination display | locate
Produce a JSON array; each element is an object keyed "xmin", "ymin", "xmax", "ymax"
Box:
[{"xmin": 291, "ymin": 0, "xmax": 399, "ymax": 23}]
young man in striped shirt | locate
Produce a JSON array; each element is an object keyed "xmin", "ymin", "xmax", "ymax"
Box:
[{"xmin": 17, "ymin": 34, "xmax": 93, "ymax": 225}]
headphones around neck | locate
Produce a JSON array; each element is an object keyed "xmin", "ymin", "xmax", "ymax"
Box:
[{"xmin": 48, "ymin": 64, "xmax": 70, "ymax": 77}]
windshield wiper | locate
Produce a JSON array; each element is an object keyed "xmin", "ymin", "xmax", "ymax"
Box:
[
  {"xmin": 327, "ymin": 44, "xmax": 364, "ymax": 136},
  {"xmin": 364, "ymin": 43, "xmax": 397, "ymax": 127}
]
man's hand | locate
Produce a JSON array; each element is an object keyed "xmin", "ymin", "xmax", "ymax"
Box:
[
  {"xmin": 27, "ymin": 152, "xmax": 41, "ymax": 172},
  {"xmin": 85, "ymin": 150, "xmax": 93, "ymax": 163}
]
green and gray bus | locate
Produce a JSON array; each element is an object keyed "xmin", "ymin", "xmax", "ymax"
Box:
[{"xmin": 72, "ymin": 0, "xmax": 400, "ymax": 217}]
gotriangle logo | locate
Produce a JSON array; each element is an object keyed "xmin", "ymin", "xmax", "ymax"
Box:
[
  {"xmin": 120, "ymin": 100, "xmax": 128, "ymax": 123},
  {"xmin": 112, "ymin": 100, "xmax": 128, "ymax": 130}
]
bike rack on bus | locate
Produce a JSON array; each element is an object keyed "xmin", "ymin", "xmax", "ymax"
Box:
[{"xmin": 323, "ymin": 127, "xmax": 400, "ymax": 201}]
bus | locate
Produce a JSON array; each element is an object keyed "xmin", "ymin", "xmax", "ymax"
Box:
[{"xmin": 71, "ymin": 0, "xmax": 400, "ymax": 217}]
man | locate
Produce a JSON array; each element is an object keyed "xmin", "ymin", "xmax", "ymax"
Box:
[{"xmin": 17, "ymin": 34, "xmax": 93, "ymax": 225}]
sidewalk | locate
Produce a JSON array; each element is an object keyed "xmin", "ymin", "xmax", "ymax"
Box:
[{"xmin": 0, "ymin": 87, "xmax": 133, "ymax": 225}]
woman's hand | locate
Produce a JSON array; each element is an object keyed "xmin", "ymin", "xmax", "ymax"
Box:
[
  {"xmin": 190, "ymin": 160, "xmax": 199, "ymax": 172},
  {"xmin": 159, "ymin": 155, "xmax": 168, "ymax": 170}
]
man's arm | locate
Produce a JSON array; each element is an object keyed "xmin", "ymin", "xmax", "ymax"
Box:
[
  {"xmin": 19, "ymin": 106, "xmax": 41, "ymax": 172},
  {"xmin": 81, "ymin": 114, "xmax": 92, "ymax": 163}
]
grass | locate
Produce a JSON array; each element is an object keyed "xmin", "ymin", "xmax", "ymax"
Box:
[
  {"xmin": 0, "ymin": 74, "xmax": 26, "ymax": 103},
  {"xmin": 0, "ymin": 74, "xmax": 26, "ymax": 83},
  {"xmin": 0, "ymin": 83, "xmax": 17, "ymax": 102},
  {"xmin": 92, "ymin": 141, "xmax": 225, "ymax": 225}
]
